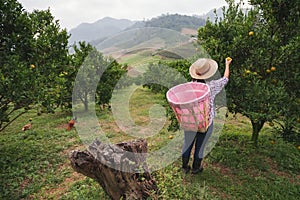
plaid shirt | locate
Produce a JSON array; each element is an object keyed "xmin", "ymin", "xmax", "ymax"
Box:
[{"xmin": 207, "ymin": 77, "xmax": 229, "ymax": 124}]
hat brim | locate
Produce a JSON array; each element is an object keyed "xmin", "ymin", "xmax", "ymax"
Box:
[{"xmin": 189, "ymin": 59, "xmax": 218, "ymax": 80}]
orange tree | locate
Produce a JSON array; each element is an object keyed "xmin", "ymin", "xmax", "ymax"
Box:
[
  {"xmin": 0, "ymin": 0, "xmax": 34, "ymax": 130},
  {"xmin": 0, "ymin": 0, "xmax": 71, "ymax": 130},
  {"xmin": 29, "ymin": 9, "xmax": 71, "ymax": 113},
  {"xmin": 71, "ymin": 44, "xmax": 128, "ymax": 112},
  {"xmin": 248, "ymin": 0, "xmax": 300, "ymax": 143},
  {"xmin": 198, "ymin": 0, "xmax": 299, "ymax": 145}
]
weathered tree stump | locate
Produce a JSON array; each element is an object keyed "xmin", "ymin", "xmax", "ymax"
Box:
[{"xmin": 69, "ymin": 139, "xmax": 158, "ymax": 200}]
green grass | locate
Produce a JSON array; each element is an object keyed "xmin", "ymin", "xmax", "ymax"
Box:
[
  {"xmin": 0, "ymin": 88, "xmax": 299, "ymax": 200},
  {"xmin": 119, "ymin": 50, "xmax": 161, "ymax": 67},
  {"xmin": 0, "ymin": 111, "xmax": 83, "ymax": 199}
]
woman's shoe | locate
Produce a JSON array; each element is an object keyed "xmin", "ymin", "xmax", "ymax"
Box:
[
  {"xmin": 182, "ymin": 157, "xmax": 191, "ymax": 173},
  {"xmin": 191, "ymin": 158, "xmax": 203, "ymax": 174},
  {"xmin": 182, "ymin": 166, "xmax": 191, "ymax": 173},
  {"xmin": 191, "ymin": 166, "xmax": 203, "ymax": 174}
]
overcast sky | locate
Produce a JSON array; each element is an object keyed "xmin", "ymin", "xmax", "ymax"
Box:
[{"xmin": 18, "ymin": 0, "xmax": 248, "ymax": 30}]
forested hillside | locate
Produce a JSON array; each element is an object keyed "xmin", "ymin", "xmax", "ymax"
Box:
[{"xmin": 143, "ymin": 13, "xmax": 206, "ymax": 31}]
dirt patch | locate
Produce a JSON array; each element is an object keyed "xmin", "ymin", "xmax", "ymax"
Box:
[
  {"xmin": 209, "ymin": 162, "xmax": 245, "ymax": 187},
  {"xmin": 43, "ymin": 171, "xmax": 85, "ymax": 199},
  {"xmin": 211, "ymin": 162, "xmax": 234, "ymax": 177},
  {"xmin": 19, "ymin": 177, "xmax": 31, "ymax": 196},
  {"xmin": 57, "ymin": 122, "xmax": 68, "ymax": 130},
  {"xmin": 209, "ymin": 186, "xmax": 232, "ymax": 199},
  {"xmin": 60, "ymin": 143, "xmax": 85, "ymax": 159},
  {"xmin": 27, "ymin": 164, "xmax": 86, "ymax": 199},
  {"xmin": 181, "ymin": 28, "xmax": 198, "ymax": 35},
  {"xmin": 264, "ymin": 157, "xmax": 300, "ymax": 185},
  {"xmin": 99, "ymin": 120, "xmax": 123, "ymax": 134},
  {"xmin": 32, "ymin": 143, "xmax": 87, "ymax": 199}
]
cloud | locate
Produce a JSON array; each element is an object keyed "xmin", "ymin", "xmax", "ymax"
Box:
[{"xmin": 18, "ymin": 0, "xmax": 230, "ymax": 30}]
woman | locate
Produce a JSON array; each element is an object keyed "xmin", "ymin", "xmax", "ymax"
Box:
[{"xmin": 182, "ymin": 58, "xmax": 232, "ymax": 174}]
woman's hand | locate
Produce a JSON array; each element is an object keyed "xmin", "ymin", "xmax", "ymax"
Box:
[
  {"xmin": 224, "ymin": 57, "xmax": 232, "ymax": 78},
  {"xmin": 226, "ymin": 57, "xmax": 232, "ymax": 66}
]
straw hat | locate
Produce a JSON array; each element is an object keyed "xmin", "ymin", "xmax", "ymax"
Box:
[{"xmin": 189, "ymin": 58, "xmax": 218, "ymax": 80}]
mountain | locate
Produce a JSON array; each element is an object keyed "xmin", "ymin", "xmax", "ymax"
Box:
[
  {"xmin": 68, "ymin": 17, "xmax": 135, "ymax": 44},
  {"xmin": 68, "ymin": 8, "xmax": 231, "ymax": 45},
  {"xmin": 69, "ymin": 14, "xmax": 206, "ymax": 44},
  {"xmin": 141, "ymin": 13, "xmax": 206, "ymax": 32}
]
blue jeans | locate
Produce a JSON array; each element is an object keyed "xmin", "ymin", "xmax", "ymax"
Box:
[{"xmin": 182, "ymin": 122, "xmax": 214, "ymax": 160}]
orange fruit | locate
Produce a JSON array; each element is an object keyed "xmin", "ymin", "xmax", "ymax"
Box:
[
  {"xmin": 249, "ymin": 31, "xmax": 254, "ymax": 36},
  {"xmin": 168, "ymin": 135, "xmax": 174, "ymax": 139},
  {"xmin": 297, "ymin": 146, "xmax": 300, "ymax": 150},
  {"xmin": 270, "ymin": 140, "xmax": 275, "ymax": 144},
  {"xmin": 266, "ymin": 69, "xmax": 271, "ymax": 73},
  {"xmin": 271, "ymin": 66, "xmax": 276, "ymax": 71},
  {"xmin": 30, "ymin": 64, "xmax": 35, "ymax": 69}
]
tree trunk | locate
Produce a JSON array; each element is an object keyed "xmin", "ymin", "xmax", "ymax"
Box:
[
  {"xmin": 69, "ymin": 139, "xmax": 158, "ymax": 200},
  {"xmin": 84, "ymin": 91, "xmax": 89, "ymax": 112},
  {"xmin": 250, "ymin": 119, "xmax": 265, "ymax": 146}
]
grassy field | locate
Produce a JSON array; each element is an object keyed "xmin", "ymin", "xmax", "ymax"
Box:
[{"xmin": 1, "ymin": 87, "xmax": 300, "ymax": 200}]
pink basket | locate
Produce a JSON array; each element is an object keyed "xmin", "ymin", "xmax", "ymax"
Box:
[{"xmin": 166, "ymin": 82, "xmax": 210, "ymax": 132}]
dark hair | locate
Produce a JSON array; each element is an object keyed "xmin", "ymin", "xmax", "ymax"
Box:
[{"xmin": 192, "ymin": 78, "xmax": 205, "ymax": 83}]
